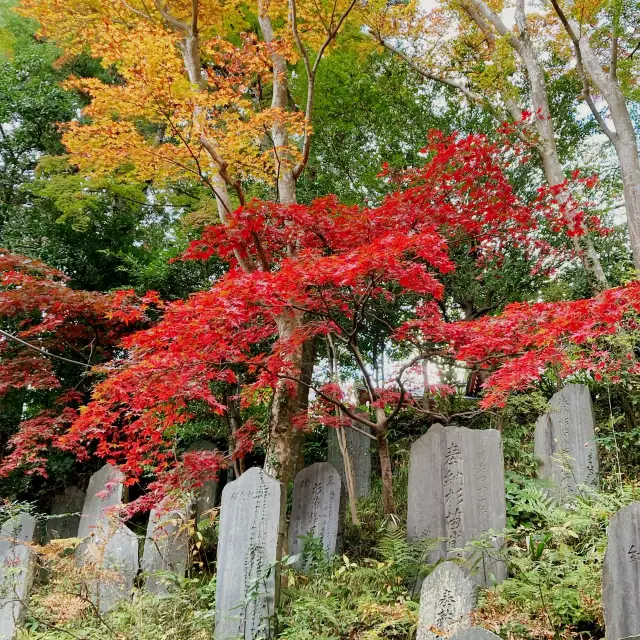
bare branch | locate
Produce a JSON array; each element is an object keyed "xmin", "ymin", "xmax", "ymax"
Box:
[
  {"xmin": 378, "ymin": 38, "xmax": 485, "ymax": 104},
  {"xmin": 0, "ymin": 329, "xmax": 92, "ymax": 368},
  {"xmin": 548, "ymin": 0, "xmax": 617, "ymax": 142},
  {"xmin": 152, "ymin": 0, "xmax": 188, "ymax": 31},
  {"xmin": 291, "ymin": 0, "xmax": 358, "ymax": 179},
  {"xmin": 119, "ymin": 0, "xmax": 153, "ymax": 20},
  {"xmin": 276, "ymin": 372, "xmax": 379, "ymax": 434},
  {"xmin": 199, "ymin": 137, "xmax": 247, "ymax": 206},
  {"xmin": 312, "ymin": 0, "xmax": 357, "ymax": 77}
]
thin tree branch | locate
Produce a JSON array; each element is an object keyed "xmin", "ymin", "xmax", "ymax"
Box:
[
  {"xmin": 379, "ymin": 38, "xmax": 487, "ymax": 105},
  {"xmin": 119, "ymin": 0, "xmax": 153, "ymax": 20},
  {"xmin": 276, "ymin": 372, "xmax": 379, "ymax": 435},
  {"xmin": 152, "ymin": 0, "xmax": 188, "ymax": 31},
  {"xmin": 548, "ymin": 0, "xmax": 617, "ymax": 142},
  {"xmin": 290, "ymin": 0, "xmax": 358, "ymax": 179},
  {"xmin": 0, "ymin": 329, "xmax": 92, "ymax": 368}
]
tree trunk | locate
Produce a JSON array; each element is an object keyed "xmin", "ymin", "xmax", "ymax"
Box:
[
  {"xmin": 516, "ymin": 30, "xmax": 608, "ymax": 291},
  {"xmin": 613, "ymin": 136, "xmax": 640, "ymax": 274},
  {"xmin": 290, "ymin": 336, "xmax": 317, "ymax": 477},
  {"xmin": 264, "ymin": 310, "xmax": 306, "ymax": 486},
  {"xmin": 462, "ymin": 0, "xmax": 608, "ymax": 291},
  {"xmin": 377, "ymin": 432, "xmax": 396, "ymax": 515},
  {"xmin": 571, "ymin": 28, "xmax": 640, "ymax": 274},
  {"xmin": 337, "ymin": 427, "xmax": 361, "ymax": 524}
]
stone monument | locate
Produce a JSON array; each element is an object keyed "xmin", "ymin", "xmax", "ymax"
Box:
[
  {"xmin": 327, "ymin": 420, "xmax": 371, "ymax": 499},
  {"xmin": 44, "ymin": 486, "xmax": 85, "ymax": 542},
  {"xmin": 407, "ymin": 425, "xmax": 507, "ymax": 585},
  {"xmin": 75, "ymin": 464, "xmax": 138, "ymax": 613},
  {"xmin": 534, "ymin": 384, "xmax": 599, "ymax": 495},
  {"xmin": 288, "ymin": 463, "xmax": 341, "ymax": 570},
  {"xmin": 77, "ymin": 464, "xmax": 125, "ymax": 540},
  {"xmin": 417, "ymin": 562, "xmax": 477, "ymax": 640},
  {"xmin": 142, "ymin": 500, "xmax": 189, "ymax": 594},
  {"xmin": 214, "ymin": 467, "xmax": 285, "ymax": 640},
  {"xmin": 603, "ymin": 501, "xmax": 640, "ymax": 640},
  {"xmin": 186, "ymin": 441, "xmax": 219, "ymax": 524},
  {"xmin": 0, "ymin": 513, "xmax": 37, "ymax": 640}
]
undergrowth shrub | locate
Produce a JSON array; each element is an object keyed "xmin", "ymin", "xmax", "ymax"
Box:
[
  {"xmin": 277, "ymin": 523, "xmax": 427, "ymax": 640},
  {"xmin": 475, "ymin": 476, "xmax": 640, "ymax": 640}
]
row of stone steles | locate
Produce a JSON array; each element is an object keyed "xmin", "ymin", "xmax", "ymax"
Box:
[
  {"xmin": 0, "ymin": 462, "xmax": 194, "ymax": 638},
  {"xmin": 0, "ymin": 383, "xmax": 631, "ymax": 640}
]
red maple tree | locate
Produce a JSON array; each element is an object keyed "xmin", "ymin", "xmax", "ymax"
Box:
[
  {"xmin": 50, "ymin": 131, "xmax": 606, "ymax": 513},
  {"xmin": 0, "ymin": 250, "xmax": 159, "ymax": 479},
  {"xmin": 2, "ymin": 131, "xmax": 628, "ymax": 515}
]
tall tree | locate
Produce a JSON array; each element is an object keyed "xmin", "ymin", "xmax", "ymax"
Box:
[
  {"xmin": 361, "ymin": 0, "xmax": 625, "ymax": 289},
  {"xmin": 18, "ymin": 0, "xmax": 359, "ymax": 484},
  {"xmin": 549, "ymin": 0, "xmax": 640, "ymax": 274},
  {"xmin": 34, "ymin": 130, "xmax": 598, "ymax": 514}
]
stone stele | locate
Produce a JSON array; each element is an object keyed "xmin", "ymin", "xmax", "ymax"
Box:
[
  {"xmin": 0, "ymin": 513, "xmax": 37, "ymax": 640},
  {"xmin": 44, "ymin": 486, "xmax": 86, "ymax": 542},
  {"xmin": 141, "ymin": 499, "xmax": 190, "ymax": 594},
  {"xmin": 77, "ymin": 464, "xmax": 125, "ymax": 541},
  {"xmin": 450, "ymin": 629, "xmax": 502, "ymax": 640},
  {"xmin": 407, "ymin": 424, "xmax": 507, "ymax": 586},
  {"xmin": 417, "ymin": 561, "xmax": 477, "ymax": 640},
  {"xmin": 185, "ymin": 440, "xmax": 219, "ymax": 524},
  {"xmin": 603, "ymin": 501, "xmax": 640, "ymax": 640},
  {"xmin": 288, "ymin": 462, "xmax": 341, "ymax": 570},
  {"xmin": 75, "ymin": 522, "xmax": 139, "ymax": 614},
  {"xmin": 75, "ymin": 464, "xmax": 138, "ymax": 614},
  {"xmin": 214, "ymin": 468, "xmax": 285, "ymax": 640},
  {"xmin": 534, "ymin": 383, "xmax": 599, "ymax": 496}
]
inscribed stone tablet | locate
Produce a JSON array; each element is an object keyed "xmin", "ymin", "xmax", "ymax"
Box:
[
  {"xmin": 77, "ymin": 464, "xmax": 125, "ymax": 540},
  {"xmin": 289, "ymin": 463, "xmax": 341, "ymax": 570},
  {"xmin": 142, "ymin": 500, "xmax": 189, "ymax": 594},
  {"xmin": 603, "ymin": 502, "xmax": 640, "ymax": 640},
  {"xmin": 417, "ymin": 562, "xmax": 477, "ymax": 640},
  {"xmin": 407, "ymin": 425, "xmax": 507, "ymax": 586},
  {"xmin": 534, "ymin": 384, "xmax": 599, "ymax": 495},
  {"xmin": 327, "ymin": 420, "xmax": 371, "ymax": 499},
  {"xmin": 450, "ymin": 629, "xmax": 501, "ymax": 640},
  {"xmin": 0, "ymin": 514, "xmax": 37, "ymax": 640},
  {"xmin": 97, "ymin": 525, "xmax": 139, "ymax": 613},
  {"xmin": 44, "ymin": 486, "xmax": 85, "ymax": 542},
  {"xmin": 76, "ymin": 523, "xmax": 139, "ymax": 614},
  {"xmin": 215, "ymin": 468, "xmax": 285, "ymax": 640}
]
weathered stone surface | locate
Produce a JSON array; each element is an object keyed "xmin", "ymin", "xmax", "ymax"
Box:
[
  {"xmin": 289, "ymin": 463, "xmax": 341, "ymax": 570},
  {"xmin": 327, "ymin": 420, "xmax": 371, "ymax": 499},
  {"xmin": 186, "ymin": 441, "xmax": 219, "ymax": 523},
  {"xmin": 534, "ymin": 383, "xmax": 599, "ymax": 495},
  {"xmin": 75, "ymin": 465, "xmax": 138, "ymax": 613},
  {"xmin": 215, "ymin": 468, "xmax": 285, "ymax": 640},
  {"xmin": 77, "ymin": 465, "xmax": 125, "ymax": 540},
  {"xmin": 76, "ymin": 523, "xmax": 139, "ymax": 614},
  {"xmin": 141, "ymin": 500, "xmax": 189, "ymax": 594},
  {"xmin": 44, "ymin": 487, "xmax": 85, "ymax": 542},
  {"xmin": 603, "ymin": 502, "xmax": 640, "ymax": 640},
  {"xmin": 0, "ymin": 514, "xmax": 37, "ymax": 640},
  {"xmin": 407, "ymin": 425, "xmax": 507, "ymax": 585},
  {"xmin": 450, "ymin": 629, "xmax": 501, "ymax": 640},
  {"xmin": 417, "ymin": 562, "xmax": 477, "ymax": 640}
]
